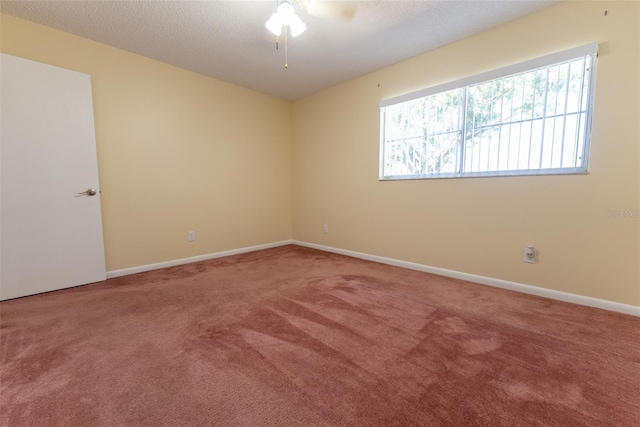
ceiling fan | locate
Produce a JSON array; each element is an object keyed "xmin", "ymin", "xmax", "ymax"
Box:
[{"xmin": 265, "ymin": 0, "xmax": 356, "ymax": 68}]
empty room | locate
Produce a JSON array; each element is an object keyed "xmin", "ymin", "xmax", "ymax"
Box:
[{"xmin": 1, "ymin": 0, "xmax": 638, "ymax": 425}]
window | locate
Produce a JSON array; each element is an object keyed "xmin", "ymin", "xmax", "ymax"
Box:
[{"xmin": 379, "ymin": 43, "xmax": 598, "ymax": 180}]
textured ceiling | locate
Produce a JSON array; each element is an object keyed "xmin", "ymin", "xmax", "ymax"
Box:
[{"xmin": 1, "ymin": 0, "xmax": 559, "ymax": 100}]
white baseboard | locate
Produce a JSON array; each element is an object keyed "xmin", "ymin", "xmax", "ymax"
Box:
[
  {"xmin": 105, "ymin": 238, "xmax": 639, "ymax": 317},
  {"xmin": 293, "ymin": 240, "xmax": 640, "ymax": 317},
  {"xmin": 106, "ymin": 240, "xmax": 294, "ymax": 279}
]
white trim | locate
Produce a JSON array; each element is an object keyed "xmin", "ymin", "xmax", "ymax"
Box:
[
  {"xmin": 380, "ymin": 43, "xmax": 598, "ymax": 108},
  {"xmin": 292, "ymin": 240, "xmax": 640, "ymax": 317},
  {"xmin": 106, "ymin": 240, "xmax": 293, "ymax": 279},
  {"xmin": 380, "ymin": 167, "xmax": 588, "ymax": 181}
]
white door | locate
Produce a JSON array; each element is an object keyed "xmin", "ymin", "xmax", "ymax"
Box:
[{"xmin": 1, "ymin": 54, "xmax": 106, "ymax": 300}]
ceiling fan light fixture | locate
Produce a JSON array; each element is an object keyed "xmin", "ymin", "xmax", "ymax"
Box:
[
  {"xmin": 265, "ymin": 14, "xmax": 282, "ymax": 36},
  {"xmin": 265, "ymin": 0, "xmax": 306, "ymax": 37},
  {"xmin": 289, "ymin": 15, "xmax": 306, "ymax": 37},
  {"xmin": 276, "ymin": 1, "xmax": 296, "ymax": 26}
]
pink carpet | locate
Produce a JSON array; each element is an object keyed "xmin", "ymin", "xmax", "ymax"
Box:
[{"xmin": 1, "ymin": 245, "xmax": 639, "ymax": 426}]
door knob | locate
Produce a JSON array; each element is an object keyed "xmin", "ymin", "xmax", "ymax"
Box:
[{"xmin": 77, "ymin": 188, "xmax": 97, "ymax": 197}]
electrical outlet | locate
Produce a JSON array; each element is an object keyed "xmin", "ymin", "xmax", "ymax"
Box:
[
  {"xmin": 523, "ymin": 246, "xmax": 536, "ymax": 263},
  {"xmin": 323, "ymin": 224, "xmax": 329, "ymax": 234},
  {"xmin": 188, "ymin": 231, "xmax": 196, "ymax": 242}
]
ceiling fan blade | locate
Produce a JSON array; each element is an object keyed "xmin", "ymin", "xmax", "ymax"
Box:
[{"xmin": 300, "ymin": 1, "xmax": 357, "ymax": 22}]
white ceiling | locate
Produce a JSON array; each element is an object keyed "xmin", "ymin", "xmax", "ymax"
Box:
[{"xmin": 1, "ymin": 0, "xmax": 560, "ymax": 101}]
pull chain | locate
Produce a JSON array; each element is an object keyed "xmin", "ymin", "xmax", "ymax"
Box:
[{"xmin": 284, "ymin": 29, "xmax": 288, "ymax": 69}]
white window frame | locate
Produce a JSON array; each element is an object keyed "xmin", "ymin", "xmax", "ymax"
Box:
[{"xmin": 379, "ymin": 43, "xmax": 598, "ymax": 180}]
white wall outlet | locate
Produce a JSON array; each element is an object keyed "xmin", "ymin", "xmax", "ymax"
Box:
[
  {"xmin": 523, "ymin": 246, "xmax": 536, "ymax": 263},
  {"xmin": 188, "ymin": 231, "xmax": 196, "ymax": 242},
  {"xmin": 323, "ymin": 224, "xmax": 329, "ymax": 234}
]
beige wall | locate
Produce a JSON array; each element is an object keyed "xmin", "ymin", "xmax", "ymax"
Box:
[
  {"xmin": 292, "ymin": 1, "xmax": 640, "ymax": 306},
  {"xmin": 1, "ymin": 14, "xmax": 293, "ymax": 272}
]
